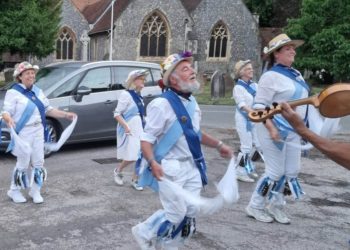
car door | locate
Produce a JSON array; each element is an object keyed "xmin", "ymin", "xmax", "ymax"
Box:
[{"xmin": 68, "ymin": 66, "xmax": 117, "ymax": 141}]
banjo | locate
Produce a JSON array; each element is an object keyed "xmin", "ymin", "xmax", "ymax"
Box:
[{"xmin": 248, "ymin": 83, "xmax": 350, "ymax": 122}]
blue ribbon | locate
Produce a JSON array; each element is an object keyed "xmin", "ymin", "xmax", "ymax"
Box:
[
  {"xmin": 162, "ymin": 90, "xmax": 207, "ymax": 186},
  {"xmin": 138, "ymin": 92, "xmax": 197, "ymax": 191},
  {"xmin": 127, "ymin": 90, "xmax": 145, "ymax": 127}
]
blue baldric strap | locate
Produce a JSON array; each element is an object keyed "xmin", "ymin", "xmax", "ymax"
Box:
[
  {"xmin": 269, "ymin": 65, "xmax": 310, "ymax": 150},
  {"xmin": 236, "ymin": 79, "xmax": 256, "ymax": 97},
  {"xmin": 235, "ymin": 79, "xmax": 256, "ymax": 131},
  {"xmin": 7, "ymin": 84, "xmax": 48, "ymax": 152},
  {"xmin": 162, "ymin": 90, "xmax": 207, "ymax": 185},
  {"xmin": 138, "ymin": 92, "xmax": 197, "ymax": 191},
  {"xmin": 116, "ymin": 106, "xmax": 139, "ymax": 149},
  {"xmin": 127, "ymin": 90, "xmax": 145, "ymax": 127}
]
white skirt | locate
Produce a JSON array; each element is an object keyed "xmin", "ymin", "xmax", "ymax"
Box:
[{"xmin": 116, "ymin": 116, "xmax": 143, "ymax": 161}]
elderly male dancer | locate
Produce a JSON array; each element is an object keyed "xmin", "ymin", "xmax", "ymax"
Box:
[{"xmin": 132, "ymin": 52, "xmax": 232, "ymax": 249}]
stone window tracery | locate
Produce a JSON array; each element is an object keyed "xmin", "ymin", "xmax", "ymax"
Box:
[
  {"xmin": 208, "ymin": 23, "xmax": 228, "ymax": 58},
  {"xmin": 140, "ymin": 13, "xmax": 167, "ymax": 57},
  {"xmin": 56, "ymin": 27, "xmax": 75, "ymax": 60}
]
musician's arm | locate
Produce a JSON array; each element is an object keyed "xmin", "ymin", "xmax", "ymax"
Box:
[
  {"xmin": 280, "ymin": 102, "xmax": 350, "ymax": 171},
  {"xmin": 297, "ymin": 127, "xmax": 350, "ymax": 170}
]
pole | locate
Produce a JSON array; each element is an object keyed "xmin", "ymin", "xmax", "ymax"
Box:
[{"xmin": 109, "ymin": 0, "xmax": 115, "ymax": 60}]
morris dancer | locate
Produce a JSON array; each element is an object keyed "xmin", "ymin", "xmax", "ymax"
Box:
[
  {"xmin": 232, "ymin": 60, "xmax": 263, "ymax": 183},
  {"xmin": 113, "ymin": 69, "xmax": 148, "ymax": 191},
  {"xmin": 132, "ymin": 52, "xmax": 232, "ymax": 249},
  {"xmin": 245, "ymin": 34, "xmax": 309, "ymax": 224},
  {"xmin": 1, "ymin": 61, "xmax": 76, "ymax": 204}
]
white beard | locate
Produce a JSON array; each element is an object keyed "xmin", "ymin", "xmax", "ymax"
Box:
[{"xmin": 178, "ymin": 79, "xmax": 201, "ymax": 94}]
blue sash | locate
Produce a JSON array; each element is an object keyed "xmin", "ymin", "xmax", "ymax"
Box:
[
  {"xmin": 236, "ymin": 79, "xmax": 256, "ymax": 97},
  {"xmin": 270, "ymin": 64, "xmax": 310, "ymax": 93},
  {"xmin": 7, "ymin": 84, "xmax": 49, "ymax": 152},
  {"xmin": 236, "ymin": 79, "xmax": 256, "ymax": 131},
  {"xmin": 138, "ymin": 93, "xmax": 198, "ymax": 191},
  {"xmin": 269, "ymin": 65, "xmax": 310, "ymax": 150},
  {"xmin": 116, "ymin": 106, "xmax": 139, "ymax": 148},
  {"xmin": 163, "ymin": 90, "xmax": 207, "ymax": 186},
  {"xmin": 126, "ymin": 90, "xmax": 146, "ymax": 175},
  {"xmin": 127, "ymin": 90, "xmax": 145, "ymax": 128}
]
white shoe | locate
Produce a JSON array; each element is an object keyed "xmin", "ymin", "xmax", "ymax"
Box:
[
  {"xmin": 7, "ymin": 190, "xmax": 27, "ymax": 203},
  {"xmin": 114, "ymin": 169, "xmax": 124, "ymax": 186},
  {"xmin": 29, "ymin": 188, "xmax": 44, "ymax": 204},
  {"xmin": 246, "ymin": 206, "xmax": 273, "ymax": 223},
  {"xmin": 237, "ymin": 174, "xmax": 255, "ymax": 183},
  {"xmin": 250, "ymin": 172, "xmax": 259, "ymax": 178},
  {"xmin": 267, "ymin": 205, "xmax": 290, "ymax": 224},
  {"xmin": 132, "ymin": 224, "xmax": 155, "ymax": 250},
  {"xmin": 131, "ymin": 179, "xmax": 143, "ymax": 191}
]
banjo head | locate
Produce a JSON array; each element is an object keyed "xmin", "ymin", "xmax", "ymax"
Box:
[{"xmin": 318, "ymin": 83, "xmax": 350, "ymax": 118}]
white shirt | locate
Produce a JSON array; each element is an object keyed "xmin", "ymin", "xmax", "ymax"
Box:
[
  {"xmin": 113, "ymin": 90, "xmax": 141, "ymax": 117},
  {"xmin": 141, "ymin": 95, "xmax": 201, "ymax": 160},
  {"xmin": 233, "ymin": 81, "xmax": 258, "ymax": 109},
  {"xmin": 254, "ymin": 71, "xmax": 308, "ymax": 118},
  {"xmin": 2, "ymin": 83, "xmax": 53, "ymax": 125}
]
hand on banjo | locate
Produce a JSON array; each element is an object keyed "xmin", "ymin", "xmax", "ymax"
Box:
[{"xmin": 248, "ymin": 83, "xmax": 350, "ymax": 123}]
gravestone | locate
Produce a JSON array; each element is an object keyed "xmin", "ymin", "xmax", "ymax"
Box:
[{"xmin": 210, "ymin": 70, "xmax": 225, "ymax": 98}]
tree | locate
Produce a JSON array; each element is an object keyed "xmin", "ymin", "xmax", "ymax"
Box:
[
  {"xmin": 243, "ymin": 0, "xmax": 301, "ymax": 27},
  {"xmin": 285, "ymin": 0, "xmax": 350, "ymax": 83},
  {"xmin": 0, "ymin": 0, "xmax": 62, "ymax": 59}
]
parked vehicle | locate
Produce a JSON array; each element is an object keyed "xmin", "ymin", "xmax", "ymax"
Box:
[{"xmin": 0, "ymin": 60, "xmax": 162, "ymax": 154}]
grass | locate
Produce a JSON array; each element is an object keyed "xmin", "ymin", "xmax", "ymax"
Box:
[{"xmin": 194, "ymin": 82, "xmax": 234, "ymax": 105}]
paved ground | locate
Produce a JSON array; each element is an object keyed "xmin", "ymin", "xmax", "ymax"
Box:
[{"xmin": 0, "ymin": 126, "xmax": 349, "ymax": 250}]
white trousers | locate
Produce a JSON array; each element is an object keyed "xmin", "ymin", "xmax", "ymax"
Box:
[
  {"xmin": 248, "ymin": 124, "xmax": 301, "ymax": 209},
  {"xmin": 159, "ymin": 158, "xmax": 202, "ymax": 223},
  {"xmin": 10, "ymin": 125, "xmax": 44, "ymax": 190},
  {"xmin": 235, "ymin": 113, "xmax": 261, "ymax": 154}
]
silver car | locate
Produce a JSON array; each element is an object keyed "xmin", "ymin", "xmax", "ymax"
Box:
[{"xmin": 0, "ymin": 60, "xmax": 162, "ymax": 153}]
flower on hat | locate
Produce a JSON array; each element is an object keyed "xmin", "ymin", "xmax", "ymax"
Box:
[
  {"xmin": 13, "ymin": 61, "xmax": 39, "ymax": 79},
  {"xmin": 161, "ymin": 51, "xmax": 193, "ymax": 86}
]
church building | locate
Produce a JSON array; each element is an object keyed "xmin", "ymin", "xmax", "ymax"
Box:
[{"xmin": 41, "ymin": 0, "xmax": 261, "ymax": 78}]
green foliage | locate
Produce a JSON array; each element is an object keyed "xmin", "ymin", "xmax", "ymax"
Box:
[
  {"xmin": 285, "ymin": 0, "xmax": 350, "ymax": 82},
  {"xmin": 243, "ymin": 0, "xmax": 274, "ymax": 27},
  {"xmin": 0, "ymin": 0, "xmax": 62, "ymax": 59}
]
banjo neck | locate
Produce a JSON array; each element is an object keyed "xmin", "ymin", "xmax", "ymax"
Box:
[{"xmin": 288, "ymin": 95, "xmax": 320, "ymax": 108}]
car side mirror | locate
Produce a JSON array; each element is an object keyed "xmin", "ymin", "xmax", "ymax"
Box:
[{"xmin": 74, "ymin": 86, "xmax": 91, "ymax": 102}]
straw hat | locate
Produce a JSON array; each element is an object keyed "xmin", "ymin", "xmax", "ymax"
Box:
[
  {"xmin": 234, "ymin": 60, "xmax": 251, "ymax": 78},
  {"xmin": 160, "ymin": 51, "xmax": 193, "ymax": 86},
  {"xmin": 13, "ymin": 61, "xmax": 39, "ymax": 79},
  {"xmin": 263, "ymin": 33, "xmax": 304, "ymax": 55},
  {"xmin": 123, "ymin": 69, "xmax": 149, "ymax": 89}
]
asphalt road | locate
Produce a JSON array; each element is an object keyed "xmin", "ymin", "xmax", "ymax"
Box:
[{"xmin": 0, "ymin": 106, "xmax": 349, "ymax": 249}]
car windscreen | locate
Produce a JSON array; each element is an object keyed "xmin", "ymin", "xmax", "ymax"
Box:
[{"xmin": 35, "ymin": 66, "xmax": 79, "ymax": 91}]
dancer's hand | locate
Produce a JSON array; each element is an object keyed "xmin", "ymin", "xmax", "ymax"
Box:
[
  {"xmin": 151, "ymin": 161, "xmax": 163, "ymax": 181},
  {"xmin": 218, "ymin": 144, "xmax": 233, "ymax": 158},
  {"xmin": 65, "ymin": 112, "xmax": 77, "ymax": 121}
]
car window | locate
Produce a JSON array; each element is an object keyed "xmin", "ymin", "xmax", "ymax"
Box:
[
  {"xmin": 49, "ymin": 72, "xmax": 84, "ymax": 98},
  {"xmin": 112, "ymin": 67, "xmax": 153, "ymax": 89},
  {"xmin": 150, "ymin": 68, "xmax": 162, "ymax": 86},
  {"xmin": 36, "ymin": 66, "xmax": 79, "ymax": 91},
  {"xmin": 79, "ymin": 67, "xmax": 111, "ymax": 93}
]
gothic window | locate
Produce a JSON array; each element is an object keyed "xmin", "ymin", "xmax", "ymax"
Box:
[
  {"xmin": 140, "ymin": 13, "xmax": 167, "ymax": 57},
  {"xmin": 208, "ymin": 23, "xmax": 228, "ymax": 58},
  {"xmin": 56, "ymin": 27, "xmax": 75, "ymax": 60}
]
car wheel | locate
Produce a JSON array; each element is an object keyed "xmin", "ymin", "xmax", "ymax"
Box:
[{"xmin": 44, "ymin": 119, "xmax": 61, "ymax": 158}]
